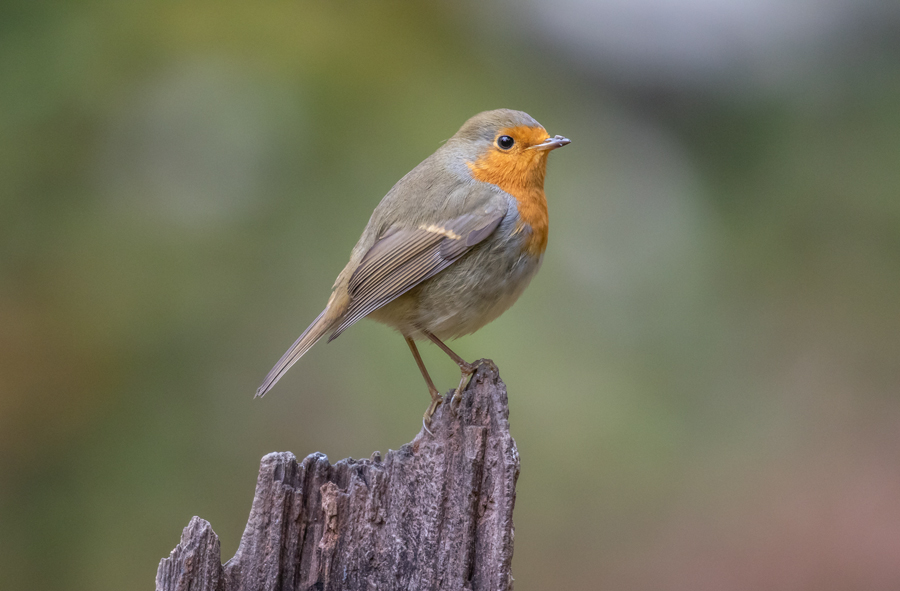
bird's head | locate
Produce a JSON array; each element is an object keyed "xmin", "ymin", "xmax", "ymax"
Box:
[{"xmin": 451, "ymin": 109, "xmax": 570, "ymax": 193}]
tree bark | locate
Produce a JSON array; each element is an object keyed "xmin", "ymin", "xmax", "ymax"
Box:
[{"xmin": 156, "ymin": 360, "xmax": 519, "ymax": 591}]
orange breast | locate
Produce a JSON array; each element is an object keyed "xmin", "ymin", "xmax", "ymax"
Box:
[{"xmin": 466, "ymin": 125, "xmax": 550, "ymax": 257}]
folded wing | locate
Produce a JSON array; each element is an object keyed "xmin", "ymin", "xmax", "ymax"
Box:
[{"xmin": 329, "ymin": 210, "xmax": 505, "ymax": 340}]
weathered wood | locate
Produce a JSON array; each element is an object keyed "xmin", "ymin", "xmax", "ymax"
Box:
[{"xmin": 156, "ymin": 360, "xmax": 520, "ymax": 591}]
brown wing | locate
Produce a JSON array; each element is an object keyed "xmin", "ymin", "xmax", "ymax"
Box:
[{"xmin": 328, "ymin": 211, "xmax": 505, "ymax": 340}]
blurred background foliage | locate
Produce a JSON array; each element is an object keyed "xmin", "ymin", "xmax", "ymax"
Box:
[{"xmin": 2, "ymin": 0, "xmax": 900, "ymax": 589}]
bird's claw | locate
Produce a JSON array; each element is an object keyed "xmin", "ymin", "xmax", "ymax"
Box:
[
  {"xmin": 422, "ymin": 392, "xmax": 443, "ymax": 436},
  {"xmin": 423, "ymin": 359, "xmax": 484, "ymax": 431},
  {"xmin": 449, "ymin": 361, "xmax": 479, "ymax": 413}
]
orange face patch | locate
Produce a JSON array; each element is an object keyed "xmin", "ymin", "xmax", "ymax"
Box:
[{"xmin": 466, "ymin": 125, "xmax": 551, "ymax": 256}]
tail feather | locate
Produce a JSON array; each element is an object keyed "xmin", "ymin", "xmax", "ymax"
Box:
[{"xmin": 255, "ymin": 309, "xmax": 333, "ymax": 398}]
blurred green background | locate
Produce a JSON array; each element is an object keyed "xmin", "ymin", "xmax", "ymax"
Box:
[{"xmin": 3, "ymin": 1, "xmax": 900, "ymax": 589}]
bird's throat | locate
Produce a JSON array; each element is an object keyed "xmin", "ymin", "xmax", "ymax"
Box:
[{"xmin": 467, "ymin": 151, "xmax": 549, "ymax": 257}]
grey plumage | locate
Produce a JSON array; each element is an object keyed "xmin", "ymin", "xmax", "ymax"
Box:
[{"xmin": 256, "ymin": 109, "xmax": 562, "ymax": 400}]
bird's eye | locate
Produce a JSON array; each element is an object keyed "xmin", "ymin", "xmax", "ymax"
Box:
[{"xmin": 497, "ymin": 135, "xmax": 515, "ymax": 150}]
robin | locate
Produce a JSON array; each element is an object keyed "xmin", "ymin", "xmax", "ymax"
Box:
[{"xmin": 256, "ymin": 109, "xmax": 569, "ymax": 430}]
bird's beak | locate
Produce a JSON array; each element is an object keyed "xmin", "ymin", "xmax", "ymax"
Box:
[{"xmin": 528, "ymin": 135, "xmax": 571, "ymax": 151}]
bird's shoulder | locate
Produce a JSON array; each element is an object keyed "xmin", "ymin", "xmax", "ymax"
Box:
[{"xmin": 366, "ymin": 151, "xmax": 512, "ymax": 242}]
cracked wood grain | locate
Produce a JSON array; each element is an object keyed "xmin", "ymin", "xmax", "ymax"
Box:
[{"xmin": 156, "ymin": 360, "xmax": 520, "ymax": 591}]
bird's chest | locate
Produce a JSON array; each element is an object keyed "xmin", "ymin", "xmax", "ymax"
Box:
[
  {"xmin": 411, "ymin": 205, "xmax": 544, "ymax": 338},
  {"xmin": 512, "ymin": 186, "xmax": 549, "ymax": 257}
]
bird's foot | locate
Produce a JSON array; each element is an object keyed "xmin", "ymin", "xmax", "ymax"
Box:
[
  {"xmin": 449, "ymin": 360, "xmax": 479, "ymax": 412},
  {"xmin": 422, "ymin": 389, "xmax": 444, "ymax": 436}
]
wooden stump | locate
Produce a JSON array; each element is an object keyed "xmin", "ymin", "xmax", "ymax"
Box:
[{"xmin": 156, "ymin": 360, "xmax": 520, "ymax": 591}]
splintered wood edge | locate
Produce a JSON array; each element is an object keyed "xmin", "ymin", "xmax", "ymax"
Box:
[{"xmin": 157, "ymin": 359, "xmax": 517, "ymax": 591}]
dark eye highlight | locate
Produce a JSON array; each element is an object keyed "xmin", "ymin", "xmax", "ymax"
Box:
[{"xmin": 497, "ymin": 135, "xmax": 515, "ymax": 150}]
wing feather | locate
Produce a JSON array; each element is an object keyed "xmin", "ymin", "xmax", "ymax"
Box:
[{"xmin": 328, "ymin": 210, "xmax": 504, "ymax": 340}]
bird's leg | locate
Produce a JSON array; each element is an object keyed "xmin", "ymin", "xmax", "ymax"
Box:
[
  {"xmin": 406, "ymin": 336, "xmax": 442, "ymax": 434},
  {"xmin": 421, "ymin": 329, "xmax": 477, "ymax": 411}
]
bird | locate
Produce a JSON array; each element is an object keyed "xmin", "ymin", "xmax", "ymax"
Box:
[{"xmin": 256, "ymin": 109, "xmax": 570, "ymax": 430}]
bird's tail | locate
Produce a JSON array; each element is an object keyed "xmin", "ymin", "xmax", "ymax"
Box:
[{"xmin": 255, "ymin": 309, "xmax": 334, "ymax": 398}]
